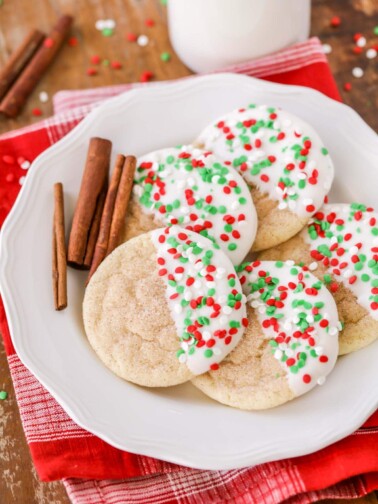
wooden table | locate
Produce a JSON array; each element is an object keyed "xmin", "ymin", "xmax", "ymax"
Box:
[{"xmin": 0, "ymin": 1, "xmax": 377, "ymax": 502}]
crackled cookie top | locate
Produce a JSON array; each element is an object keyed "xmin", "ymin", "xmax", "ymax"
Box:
[
  {"xmin": 133, "ymin": 146, "xmax": 257, "ymax": 265},
  {"xmin": 237, "ymin": 260, "xmax": 340, "ymax": 395},
  {"xmin": 196, "ymin": 104, "xmax": 334, "ymax": 218},
  {"xmin": 302, "ymin": 203, "xmax": 378, "ymax": 321},
  {"xmin": 151, "ymin": 226, "xmax": 248, "ymax": 375}
]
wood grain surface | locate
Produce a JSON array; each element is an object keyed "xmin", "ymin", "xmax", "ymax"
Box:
[{"xmin": 0, "ymin": 0, "xmax": 377, "ymax": 503}]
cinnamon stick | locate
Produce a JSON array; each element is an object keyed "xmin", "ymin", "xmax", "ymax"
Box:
[
  {"xmin": 83, "ymin": 184, "xmax": 107, "ymax": 268},
  {"xmin": 52, "ymin": 183, "xmax": 67, "ymax": 311},
  {"xmin": 0, "ymin": 15, "xmax": 73, "ymax": 118},
  {"xmin": 0, "ymin": 29, "xmax": 46, "ymax": 102},
  {"xmin": 107, "ymin": 156, "xmax": 136, "ymax": 255},
  {"xmin": 87, "ymin": 155, "xmax": 125, "ymax": 283},
  {"xmin": 68, "ymin": 137, "xmax": 111, "ymax": 268}
]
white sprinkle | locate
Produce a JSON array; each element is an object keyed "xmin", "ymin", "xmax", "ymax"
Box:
[
  {"xmin": 134, "ymin": 185, "xmax": 143, "ymax": 196},
  {"xmin": 19, "ymin": 176, "xmax": 25, "ymax": 186},
  {"xmin": 219, "ymin": 316, "xmax": 228, "ymax": 325},
  {"xmin": 322, "ymin": 43, "xmax": 332, "ymax": 54},
  {"xmin": 258, "ymin": 306, "xmax": 265, "ymax": 314},
  {"xmin": 184, "ymin": 291, "xmax": 192, "ymax": 301},
  {"xmin": 278, "ymin": 201, "xmax": 287, "ymax": 210},
  {"xmin": 231, "ymin": 200, "xmax": 240, "ymax": 210},
  {"xmin": 180, "ymin": 206, "xmax": 189, "ymax": 215},
  {"xmin": 206, "ymin": 281, "xmax": 215, "ymax": 289},
  {"xmin": 356, "ymin": 36, "xmax": 366, "ymax": 48},
  {"xmin": 174, "ymin": 305, "xmax": 182, "ymax": 314},
  {"xmin": 137, "ymin": 34, "xmax": 149, "ymax": 47},
  {"xmin": 352, "ymin": 67, "xmax": 364, "ymax": 78},
  {"xmin": 222, "ymin": 306, "xmax": 232, "ymax": 315},
  {"xmin": 95, "ymin": 19, "xmax": 106, "ymax": 30},
  {"xmin": 317, "ymin": 376, "xmax": 326, "ymax": 386},
  {"xmin": 251, "ymin": 300, "xmax": 261, "ymax": 308},
  {"xmin": 39, "ymin": 91, "xmax": 49, "ymax": 103},
  {"xmin": 329, "ymin": 326, "xmax": 338, "ymax": 336},
  {"xmin": 309, "ymin": 262, "xmax": 318, "ymax": 271},
  {"xmin": 187, "ymin": 177, "xmax": 195, "ymax": 187},
  {"xmin": 303, "ymin": 198, "xmax": 313, "ymax": 205},
  {"xmin": 297, "ymin": 172, "xmax": 307, "ymax": 180},
  {"xmin": 216, "ymin": 268, "xmax": 226, "ymax": 279},
  {"xmin": 293, "ymin": 316, "xmax": 300, "ymax": 324},
  {"xmin": 366, "ymin": 48, "xmax": 377, "ymax": 59},
  {"xmin": 342, "ymin": 269, "xmax": 352, "ymax": 279},
  {"xmin": 285, "ymin": 260, "xmax": 295, "ymax": 266},
  {"xmin": 202, "ymin": 331, "xmax": 211, "ymax": 341},
  {"xmin": 194, "ymin": 280, "xmax": 201, "ymax": 289},
  {"xmin": 337, "ymin": 321, "xmax": 343, "ymax": 331},
  {"xmin": 315, "ymin": 346, "xmax": 323, "ymax": 355},
  {"xmin": 285, "ymin": 348, "xmax": 294, "ymax": 357},
  {"xmin": 213, "ymin": 348, "xmax": 221, "ymax": 356},
  {"xmin": 307, "ymin": 314, "xmax": 314, "ymax": 324},
  {"xmin": 20, "ymin": 160, "xmax": 31, "ymax": 170},
  {"xmin": 349, "ymin": 245, "xmax": 359, "ymax": 255},
  {"xmin": 274, "ymin": 349, "xmax": 283, "ymax": 360},
  {"xmin": 178, "ymin": 354, "xmax": 187, "ymax": 363}
]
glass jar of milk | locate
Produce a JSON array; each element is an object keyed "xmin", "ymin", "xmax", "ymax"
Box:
[{"xmin": 167, "ymin": 0, "xmax": 311, "ymax": 73}]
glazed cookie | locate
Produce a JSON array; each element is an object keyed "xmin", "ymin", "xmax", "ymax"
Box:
[
  {"xmin": 192, "ymin": 260, "xmax": 340, "ymax": 410},
  {"xmin": 259, "ymin": 203, "xmax": 378, "ymax": 355},
  {"xmin": 195, "ymin": 104, "xmax": 334, "ymax": 251},
  {"xmin": 83, "ymin": 226, "xmax": 248, "ymax": 387},
  {"xmin": 122, "ymin": 146, "xmax": 257, "ymax": 265}
]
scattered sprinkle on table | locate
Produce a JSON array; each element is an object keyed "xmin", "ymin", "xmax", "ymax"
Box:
[
  {"xmin": 160, "ymin": 51, "xmax": 171, "ymax": 62},
  {"xmin": 145, "ymin": 18, "xmax": 155, "ymax": 27},
  {"xmin": 137, "ymin": 34, "xmax": 149, "ymax": 47},
  {"xmin": 352, "ymin": 67, "xmax": 364, "ymax": 78},
  {"xmin": 322, "ymin": 43, "xmax": 332, "ymax": 54},
  {"xmin": 344, "ymin": 82, "xmax": 352, "ymax": 92},
  {"xmin": 39, "ymin": 91, "xmax": 49, "ymax": 103},
  {"xmin": 111, "ymin": 60, "xmax": 122, "ymax": 69},
  {"xmin": 102, "ymin": 59, "xmax": 110, "ymax": 67},
  {"xmin": 330, "ymin": 16, "xmax": 341, "ymax": 28},
  {"xmin": 374, "ymin": 26, "xmax": 378, "ymax": 36},
  {"xmin": 366, "ymin": 48, "xmax": 377, "ymax": 59},
  {"xmin": 68, "ymin": 36, "xmax": 78, "ymax": 47},
  {"xmin": 86, "ymin": 67, "xmax": 97, "ymax": 76},
  {"xmin": 32, "ymin": 107, "xmax": 42, "ymax": 116},
  {"xmin": 102, "ymin": 28, "xmax": 114, "ymax": 37},
  {"xmin": 90, "ymin": 55, "xmax": 101, "ymax": 65},
  {"xmin": 0, "ymin": 391, "xmax": 7, "ymax": 400},
  {"xmin": 140, "ymin": 70, "xmax": 154, "ymax": 82},
  {"xmin": 356, "ymin": 36, "xmax": 367, "ymax": 48},
  {"xmin": 126, "ymin": 32, "xmax": 137, "ymax": 42},
  {"xmin": 353, "ymin": 46, "xmax": 363, "ymax": 54}
]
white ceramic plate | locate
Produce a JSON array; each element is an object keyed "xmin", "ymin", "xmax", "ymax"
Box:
[{"xmin": 1, "ymin": 74, "xmax": 378, "ymax": 471}]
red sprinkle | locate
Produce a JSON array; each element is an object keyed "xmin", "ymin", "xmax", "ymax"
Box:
[
  {"xmin": 43, "ymin": 38, "xmax": 54, "ymax": 48},
  {"xmin": 344, "ymin": 82, "xmax": 352, "ymax": 92},
  {"xmin": 32, "ymin": 108, "xmax": 42, "ymax": 116},
  {"xmin": 330, "ymin": 16, "xmax": 341, "ymax": 27},
  {"xmin": 145, "ymin": 18, "xmax": 155, "ymax": 27},
  {"xmin": 303, "ymin": 374, "xmax": 312, "ymax": 384},
  {"xmin": 90, "ymin": 55, "xmax": 101, "ymax": 65},
  {"xmin": 126, "ymin": 32, "xmax": 137, "ymax": 42},
  {"xmin": 111, "ymin": 60, "xmax": 122, "ymax": 69},
  {"xmin": 140, "ymin": 71, "xmax": 154, "ymax": 82},
  {"xmin": 68, "ymin": 36, "xmax": 78, "ymax": 47},
  {"xmin": 86, "ymin": 68, "xmax": 98, "ymax": 76}
]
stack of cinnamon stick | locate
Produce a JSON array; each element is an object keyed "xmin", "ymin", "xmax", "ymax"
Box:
[
  {"xmin": 0, "ymin": 15, "xmax": 73, "ymax": 118},
  {"xmin": 52, "ymin": 137, "xmax": 136, "ymax": 310}
]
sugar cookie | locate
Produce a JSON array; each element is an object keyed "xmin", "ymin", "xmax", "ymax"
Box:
[
  {"xmin": 195, "ymin": 104, "xmax": 334, "ymax": 251},
  {"xmin": 192, "ymin": 260, "xmax": 340, "ymax": 410},
  {"xmin": 122, "ymin": 146, "xmax": 257, "ymax": 265},
  {"xmin": 83, "ymin": 226, "xmax": 248, "ymax": 387},
  {"xmin": 259, "ymin": 203, "xmax": 378, "ymax": 354}
]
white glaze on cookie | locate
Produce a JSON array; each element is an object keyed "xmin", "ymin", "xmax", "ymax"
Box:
[
  {"xmin": 151, "ymin": 226, "xmax": 248, "ymax": 375},
  {"xmin": 302, "ymin": 203, "xmax": 378, "ymax": 321},
  {"xmin": 196, "ymin": 104, "xmax": 334, "ymax": 218},
  {"xmin": 134, "ymin": 146, "xmax": 257, "ymax": 265},
  {"xmin": 238, "ymin": 260, "xmax": 340, "ymax": 395}
]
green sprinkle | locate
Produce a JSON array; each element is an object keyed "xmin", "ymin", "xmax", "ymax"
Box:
[
  {"xmin": 160, "ymin": 52, "xmax": 171, "ymax": 62},
  {"xmin": 374, "ymin": 26, "xmax": 378, "ymax": 35},
  {"xmin": 228, "ymin": 243, "xmax": 237, "ymax": 251},
  {"xmin": 372, "ymin": 228, "xmax": 378, "ymax": 236},
  {"xmin": 0, "ymin": 390, "xmax": 7, "ymax": 400},
  {"xmin": 102, "ymin": 28, "xmax": 114, "ymax": 37},
  {"xmin": 239, "ymin": 197, "xmax": 247, "ymax": 205},
  {"xmin": 204, "ymin": 349, "xmax": 213, "ymax": 358},
  {"xmin": 275, "ymin": 261, "xmax": 284, "ymax": 268},
  {"xmin": 361, "ymin": 274, "xmax": 370, "ymax": 282},
  {"xmin": 321, "ymin": 147, "xmax": 328, "ymax": 155},
  {"xmin": 290, "ymin": 267, "xmax": 298, "ymax": 275}
]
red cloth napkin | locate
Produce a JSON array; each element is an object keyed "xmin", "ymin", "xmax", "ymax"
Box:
[{"xmin": 1, "ymin": 38, "xmax": 377, "ymax": 504}]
